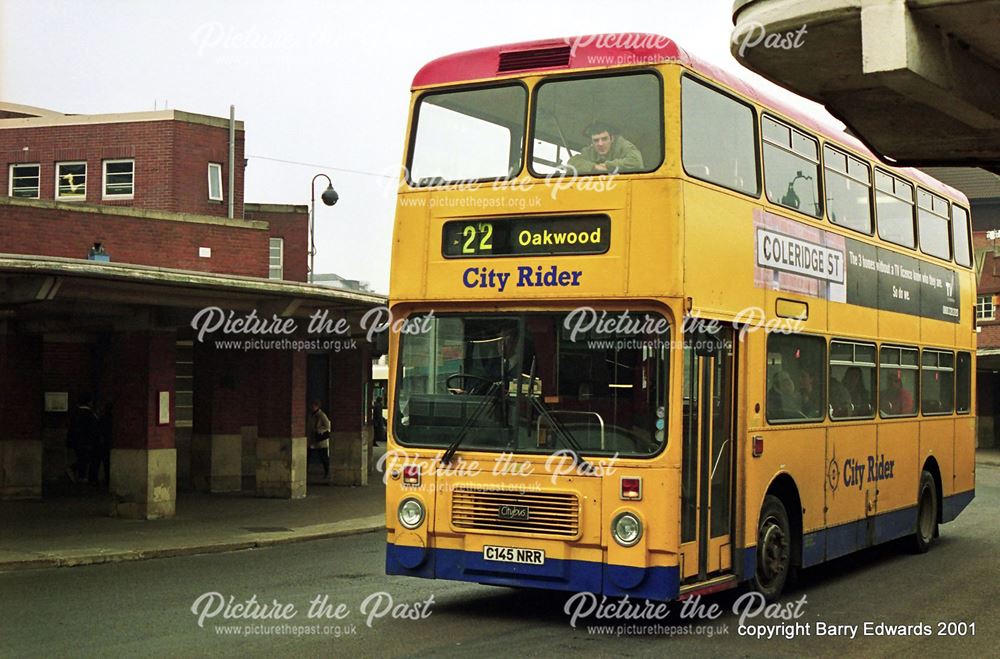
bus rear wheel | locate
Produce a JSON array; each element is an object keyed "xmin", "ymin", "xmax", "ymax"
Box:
[
  {"xmin": 753, "ymin": 495, "xmax": 791, "ymax": 601},
  {"xmin": 910, "ymin": 470, "xmax": 938, "ymax": 554}
]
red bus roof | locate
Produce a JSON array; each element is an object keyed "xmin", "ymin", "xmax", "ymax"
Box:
[{"xmin": 411, "ymin": 33, "xmax": 967, "ymax": 204}]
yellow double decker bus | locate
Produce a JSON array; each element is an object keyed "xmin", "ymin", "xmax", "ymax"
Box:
[{"xmin": 384, "ymin": 34, "xmax": 976, "ymax": 601}]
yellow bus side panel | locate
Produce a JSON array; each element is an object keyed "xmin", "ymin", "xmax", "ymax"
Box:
[
  {"xmin": 874, "ymin": 421, "xmax": 920, "ymax": 515},
  {"xmin": 919, "ymin": 418, "xmax": 956, "ymax": 497}
]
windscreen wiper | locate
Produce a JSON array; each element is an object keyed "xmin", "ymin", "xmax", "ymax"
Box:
[
  {"xmin": 440, "ymin": 381, "xmax": 501, "ymax": 465},
  {"xmin": 523, "ymin": 359, "xmax": 593, "ymax": 474}
]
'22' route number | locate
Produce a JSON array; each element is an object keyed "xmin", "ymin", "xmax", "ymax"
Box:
[{"xmin": 462, "ymin": 223, "xmax": 494, "ymax": 255}]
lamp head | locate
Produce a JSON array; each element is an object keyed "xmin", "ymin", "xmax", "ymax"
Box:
[{"xmin": 321, "ymin": 184, "xmax": 339, "ymax": 206}]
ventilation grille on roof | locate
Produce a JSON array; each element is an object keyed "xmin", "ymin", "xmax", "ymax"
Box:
[{"xmin": 498, "ymin": 46, "xmax": 572, "ymax": 73}]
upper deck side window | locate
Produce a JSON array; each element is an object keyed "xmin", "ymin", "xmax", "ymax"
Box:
[
  {"xmin": 917, "ymin": 188, "xmax": 951, "ymax": 261},
  {"xmin": 680, "ymin": 76, "xmax": 759, "ymax": 197},
  {"xmin": 952, "ymin": 205, "xmax": 972, "ymax": 267},
  {"xmin": 823, "ymin": 145, "xmax": 872, "ymax": 235},
  {"xmin": 530, "ymin": 71, "xmax": 663, "ymax": 177},
  {"xmin": 762, "ymin": 115, "xmax": 822, "ymax": 218},
  {"xmin": 408, "ymin": 84, "xmax": 527, "ymax": 187},
  {"xmin": 874, "ymin": 169, "xmax": 915, "ymax": 249}
]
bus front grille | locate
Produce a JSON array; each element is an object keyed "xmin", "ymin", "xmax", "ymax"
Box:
[{"xmin": 450, "ymin": 487, "xmax": 580, "ymax": 536}]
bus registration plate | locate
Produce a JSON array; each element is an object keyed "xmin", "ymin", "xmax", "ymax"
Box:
[{"xmin": 483, "ymin": 545, "xmax": 545, "ymax": 565}]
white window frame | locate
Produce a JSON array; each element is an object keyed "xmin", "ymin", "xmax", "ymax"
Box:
[
  {"xmin": 976, "ymin": 295, "xmax": 995, "ymax": 322},
  {"xmin": 102, "ymin": 159, "xmax": 135, "ymax": 199},
  {"xmin": 208, "ymin": 163, "xmax": 223, "ymax": 201},
  {"xmin": 269, "ymin": 237, "xmax": 284, "ymax": 280},
  {"xmin": 55, "ymin": 161, "xmax": 87, "ymax": 201},
  {"xmin": 9, "ymin": 163, "xmax": 41, "ymax": 198}
]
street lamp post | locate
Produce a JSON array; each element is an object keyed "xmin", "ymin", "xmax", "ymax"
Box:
[{"xmin": 309, "ymin": 174, "xmax": 339, "ymax": 283}]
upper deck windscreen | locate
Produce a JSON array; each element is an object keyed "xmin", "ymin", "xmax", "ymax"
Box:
[{"xmin": 409, "ymin": 84, "xmax": 526, "ymax": 186}]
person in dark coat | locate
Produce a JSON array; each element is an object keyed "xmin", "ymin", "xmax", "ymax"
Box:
[
  {"xmin": 372, "ymin": 396, "xmax": 386, "ymax": 445},
  {"xmin": 94, "ymin": 402, "xmax": 113, "ymax": 489},
  {"xmin": 66, "ymin": 394, "xmax": 98, "ymax": 483}
]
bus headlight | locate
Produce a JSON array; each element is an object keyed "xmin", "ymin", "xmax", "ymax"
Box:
[
  {"xmin": 398, "ymin": 497, "xmax": 425, "ymax": 530},
  {"xmin": 611, "ymin": 512, "xmax": 643, "ymax": 547}
]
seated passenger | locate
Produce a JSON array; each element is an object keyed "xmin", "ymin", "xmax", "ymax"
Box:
[
  {"xmin": 796, "ymin": 369, "xmax": 822, "ymax": 418},
  {"xmin": 567, "ymin": 122, "xmax": 644, "ymax": 174},
  {"xmin": 767, "ymin": 369, "xmax": 801, "ymax": 419},
  {"xmin": 881, "ymin": 371, "xmax": 914, "ymax": 415},
  {"xmin": 829, "ymin": 376, "xmax": 852, "ymax": 417},
  {"xmin": 843, "ymin": 366, "xmax": 871, "ymax": 414}
]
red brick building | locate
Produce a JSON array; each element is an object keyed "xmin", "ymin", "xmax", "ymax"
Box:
[{"xmin": 0, "ymin": 103, "xmax": 383, "ymax": 517}]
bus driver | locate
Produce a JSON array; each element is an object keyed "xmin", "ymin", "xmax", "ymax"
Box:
[{"xmin": 567, "ymin": 122, "xmax": 644, "ymax": 174}]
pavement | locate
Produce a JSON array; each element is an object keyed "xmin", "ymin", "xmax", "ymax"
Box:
[
  {"xmin": 0, "ymin": 452, "xmax": 387, "ymax": 573},
  {"xmin": 2, "ymin": 447, "xmax": 998, "ymax": 573}
]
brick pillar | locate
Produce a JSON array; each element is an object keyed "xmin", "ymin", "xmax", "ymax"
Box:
[
  {"xmin": 330, "ymin": 342, "xmax": 371, "ymax": 486},
  {"xmin": 256, "ymin": 349, "xmax": 306, "ymax": 498},
  {"xmin": 108, "ymin": 331, "xmax": 176, "ymax": 519},
  {"xmin": 0, "ymin": 332, "xmax": 44, "ymax": 499},
  {"xmin": 191, "ymin": 345, "xmax": 243, "ymax": 492},
  {"xmin": 237, "ymin": 351, "xmax": 260, "ymax": 490}
]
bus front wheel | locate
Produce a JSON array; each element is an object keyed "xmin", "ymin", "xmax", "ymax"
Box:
[
  {"xmin": 753, "ymin": 495, "xmax": 791, "ymax": 601},
  {"xmin": 910, "ymin": 470, "xmax": 938, "ymax": 554}
]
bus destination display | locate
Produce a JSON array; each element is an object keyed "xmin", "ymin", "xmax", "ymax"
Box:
[{"xmin": 442, "ymin": 215, "xmax": 610, "ymax": 258}]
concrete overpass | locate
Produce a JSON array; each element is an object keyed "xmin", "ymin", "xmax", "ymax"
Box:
[{"xmin": 731, "ymin": 0, "xmax": 1000, "ymax": 173}]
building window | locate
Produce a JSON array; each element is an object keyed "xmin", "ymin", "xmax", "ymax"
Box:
[
  {"xmin": 208, "ymin": 163, "xmax": 223, "ymax": 201},
  {"xmin": 9, "ymin": 163, "xmax": 40, "ymax": 198},
  {"xmin": 103, "ymin": 159, "xmax": 134, "ymax": 199},
  {"xmin": 56, "ymin": 161, "xmax": 87, "ymax": 200},
  {"xmin": 269, "ymin": 237, "xmax": 284, "ymax": 280},
  {"xmin": 976, "ymin": 295, "xmax": 994, "ymax": 321}
]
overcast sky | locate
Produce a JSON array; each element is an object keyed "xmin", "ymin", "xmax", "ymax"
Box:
[{"xmin": 0, "ymin": 0, "xmax": 828, "ymax": 293}]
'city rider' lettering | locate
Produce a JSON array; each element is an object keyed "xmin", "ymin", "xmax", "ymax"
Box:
[
  {"xmin": 867, "ymin": 454, "xmax": 895, "ymax": 483},
  {"xmin": 842, "ymin": 454, "xmax": 895, "ymax": 490},
  {"xmin": 462, "ymin": 266, "xmax": 582, "ymax": 292}
]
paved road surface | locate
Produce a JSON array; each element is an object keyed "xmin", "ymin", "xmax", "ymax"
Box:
[{"xmin": 3, "ymin": 465, "xmax": 997, "ymax": 657}]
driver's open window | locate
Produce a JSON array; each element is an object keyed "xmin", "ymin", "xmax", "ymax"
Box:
[
  {"xmin": 766, "ymin": 333, "xmax": 826, "ymax": 424},
  {"xmin": 530, "ymin": 72, "xmax": 663, "ymax": 177}
]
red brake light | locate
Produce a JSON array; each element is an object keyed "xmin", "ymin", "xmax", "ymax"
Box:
[
  {"xmin": 752, "ymin": 435, "xmax": 764, "ymax": 458},
  {"xmin": 403, "ymin": 465, "xmax": 420, "ymax": 486},
  {"xmin": 620, "ymin": 477, "xmax": 642, "ymax": 501}
]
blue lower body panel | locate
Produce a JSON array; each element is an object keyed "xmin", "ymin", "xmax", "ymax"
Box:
[
  {"xmin": 799, "ymin": 490, "xmax": 975, "ymax": 569},
  {"xmin": 389, "ymin": 491, "xmax": 974, "ymax": 595},
  {"xmin": 386, "ymin": 544, "xmax": 680, "ymax": 601}
]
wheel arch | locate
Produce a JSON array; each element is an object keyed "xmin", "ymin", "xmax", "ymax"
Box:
[
  {"xmin": 921, "ymin": 456, "xmax": 943, "ymax": 525},
  {"xmin": 764, "ymin": 473, "xmax": 804, "ymax": 568}
]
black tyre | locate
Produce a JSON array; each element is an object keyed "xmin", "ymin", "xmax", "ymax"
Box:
[
  {"xmin": 753, "ymin": 495, "xmax": 792, "ymax": 601},
  {"xmin": 910, "ymin": 470, "xmax": 938, "ymax": 554}
]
